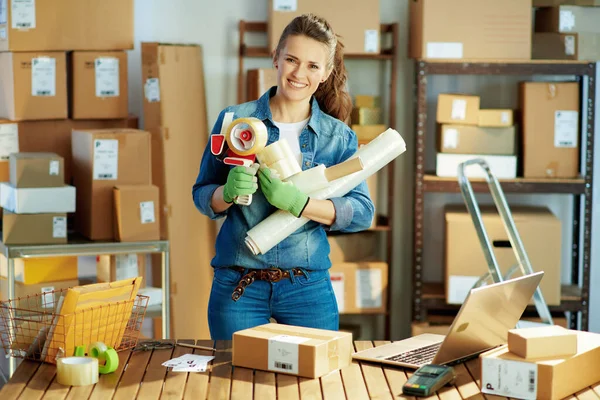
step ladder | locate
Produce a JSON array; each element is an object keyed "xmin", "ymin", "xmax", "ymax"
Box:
[{"xmin": 457, "ymin": 158, "xmax": 553, "ymax": 327}]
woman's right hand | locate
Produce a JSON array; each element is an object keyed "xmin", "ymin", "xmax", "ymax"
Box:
[{"xmin": 222, "ymin": 164, "xmax": 259, "ymax": 203}]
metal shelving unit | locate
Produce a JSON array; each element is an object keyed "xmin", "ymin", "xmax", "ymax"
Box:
[
  {"xmin": 412, "ymin": 60, "xmax": 596, "ymax": 330},
  {"xmin": 238, "ymin": 20, "xmax": 398, "ymax": 337},
  {"xmin": 1, "ymin": 236, "xmax": 171, "ymax": 376}
]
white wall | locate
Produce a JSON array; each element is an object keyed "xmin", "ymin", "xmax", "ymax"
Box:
[{"xmin": 128, "ymin": 0, "xmax": 600, "ymax": 338}]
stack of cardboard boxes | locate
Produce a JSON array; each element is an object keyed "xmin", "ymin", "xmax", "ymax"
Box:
[
  {"xmin": 351, "ymin": 95, "xmax": 386, "ymax": 144},
  {"xmin": 435, "ymin": 94, "xmax": 518, "ymax": 179}
]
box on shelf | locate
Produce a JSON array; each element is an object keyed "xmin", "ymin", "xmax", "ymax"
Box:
[
  {"xmin": 268, "ymin": 0, "xmax": 380, "ymax": 55},
  {"xmin": 409, "ymin": 0, "xmax": 531, "ymax": 60},
  {"xmin": 329, "ymin": 261, "xmax": 388, "ymax": 314},
  {"xmin": 232, "ymin": 323, "xmax": 353, "ymax": 378},
  {"xmin": 478, "ymin": 109, "xmax": 514, "ymax": 127},
  {"xmin": 327, "ymin": 232, "xmax": 378, "ymax": 264},
  {"xmin": 352, "ymin": 124, "xmax": 386, "ymax": 143},
  {"xmin": 533, "ymin": 32, "xmax": 600, "ymax": 61},
  {"xmin": 0, "ymin": 52, "xmax": 67, "ymax": 121},
  {"xmin": 508, "ymin": 326, "xmax": 578, "ymax": 359},
  {"xmin": 0, "ymin": 183, "xmax": 75, "ymax": 214},
  {"xmin": 436, "ymin": 153, "xmax": 517, "ymax": 179},
  {"xmin": 436, "ymin": 94, "xmax": 480, "ymax": 125},
  {"xmin": 0, "ymin": 255, "xmax": 78, "ymax": 284},
  {"xmin": 535, "ymin": 6, "xmax": 600, "ymax": 33},
  {"xmin": 354, "ymin": 95, "xmax": 380, "ymax": 109},
  {"xmin": 70, "ymin": 51, "xmax": 128, "ymax": 120},
  {"xmin": 71, "ymin": 129, "xmax": 152, "ymax": 240},
  {"xmin": 246, "ymin": 68, "xmax": 277, "ymax": 101},
  {"xmin": 520, "ymin": 81, "xmax": 580, "ymax": 178},
  {"xmin": 438, "ymin": 125, "xmax": 516, "ymax": 155},
  {"xmin": 113, "ymin": 185, "xmax": 160, "ymax": 242},
  {"xmin": 9, "ymin": 152, "xmax": 64, "ymax": 188},
  {"xmin": 480, "ymin": 331, "xmax": 600, "ymax": 400},
  {"xmin": 0, "ymin": 0, "xmax": 133, "ymax": 51},
  {"xmin": 97, "ymin": 253, "xmax": 146, "ymax": 288},
  {"xmin": 2, "ymin": 211, "xmax": 67, "ymax": 245},
  {"xmin": 444, "ymin": 205, "xmax": 562, "ymax": 306},
  {"xmin": 351, "ymin": 107, "xmax": 382, "ymax": 125}
]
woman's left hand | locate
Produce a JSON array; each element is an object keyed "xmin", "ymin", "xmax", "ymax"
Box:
[{"xmin": 258, "ymin": 167, "xmax": 309, "ymax": 217}]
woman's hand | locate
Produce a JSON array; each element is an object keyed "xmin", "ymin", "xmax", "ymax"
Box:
[
  {"xmin": 258, "ymin": 167, "xmax": 309, "ymax": 217},
  {"xmin": 223, "ymin": 164, "xmax": 259, "ymax": 203}
]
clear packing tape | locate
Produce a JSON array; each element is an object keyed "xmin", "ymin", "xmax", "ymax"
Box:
[{"xmin": 245, "ymin": 128, "xmax": 406, "ymax": 255}]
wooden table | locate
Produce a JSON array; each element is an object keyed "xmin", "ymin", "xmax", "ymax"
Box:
[{"xmin": 2, "ymin": 340, "xmax": 600, "ymax": 399}]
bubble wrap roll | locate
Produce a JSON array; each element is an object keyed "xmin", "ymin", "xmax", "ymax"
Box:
[{"xmin": 245, "ymin": 128, "xmax": 406, "ymax": 255}]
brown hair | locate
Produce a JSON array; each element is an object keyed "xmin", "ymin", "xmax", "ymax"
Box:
[{"xmin": 274, "ymin": 13, "xmax": 353, "ymax": 124}]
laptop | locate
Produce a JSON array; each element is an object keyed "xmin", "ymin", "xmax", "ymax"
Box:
[{"xmin": 352, "ymin": 271, "xmax": 544, "ymax": 369}]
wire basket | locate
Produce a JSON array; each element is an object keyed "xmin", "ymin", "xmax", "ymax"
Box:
[{"xmin": 0, "ymin": 288, "xmax": 149, "ymax": 364}]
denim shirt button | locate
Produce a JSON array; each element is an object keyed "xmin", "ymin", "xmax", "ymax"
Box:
[
  {"xmin": 304, "ymin": 161, "xmax": 310, "ymax": 167},
  {"xmin": 302, "ymin": 144, "xmax": 307, "ymax": 148}
]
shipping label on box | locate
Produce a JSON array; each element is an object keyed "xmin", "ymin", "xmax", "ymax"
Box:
[
  {"xmin": 0, "ymin": 123, "xmax": 19, "ymax": 161},
  {"xmin": 436, "ymin": 94, "xmax": 480, "ymax": 125},
  {"xmin": 481, "ymin": 355, "xmax": 538, "ymax": 399}
]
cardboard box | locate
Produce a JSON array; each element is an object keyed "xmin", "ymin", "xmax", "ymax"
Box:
[
  {"xmin": 327, "ymin": 232, "xmax": 377, "ymax": 264},
  {"xmin": 535, "ymin": 6, "xmax": 600, "ymax": 33},
  {"xmin": 411, "ymin": 322, "xmax": 451, "ymax": 336},
  {"xmin": 232, "ymin": 323, "xmax": 353, "ymax": 378},
  {"xmin": 436, "ymin": 153, "xmax": 517, "ymax": 179},
  {"xmin": 0, "ymin": 255, "xmax": 78, "ymax": 284},
  {"xmin": 9, "ymin": 152, "xmax": 64, "ymax": 188},
  {"xmin": 2, "ymin": 211, "xmax": 67, "ymax": 244},
  {"xmin": 114, "ymin": 185, "xmax": 160, "ymax": 242},
  {"xmin": 246, "ymin": 68, "xmax": 277, "ymax": 101},
  {"xmin": 71, "ymin": 129, "xmax": 152, "ymax": 240},
  {"xmin": 351, "ymin": 124, "xmax": 386, "ymax": 143},
  {"xmin": 268, "ymin": 0, "xmax": 380, "ymax": 55},
  {"xmin": 480, "ymin": 331, "xmax": 600, "ymax": 400},
  {"xmin": 533, "ymin": 32, "xmax": 600, "ymax": 61},
  {"xmin": 520, "ymin": 82, "xmax": 580, "ymax": 178},
  {"xmin": 445, "ymin": 206, "xmax": 562, "ymax": 306},
  {"xmin": 0, "ymin": 0, "xmax": 133, "ymax": 51},
  {"xmin": 436, "ymin": 94, "xmax": 480, "ymax": 125},
  {"xmin": 508, "ymin": 326, "xmax": 578, "ymax": 359},
  {"xmin": 439, "ymin": 125, "xmax": 516, "ymax": 155},
  {"xmin": 0, "ymin": 183, "xmax": 75, "ymax": 214},
  {"xmin": 70, "ymin": 51, "xmax": 128, "ymax": 120},
  {"xmin": 97, "ymin": 254, "xmax": 146, "ymax": 288},
  {"xmin": 478, "ymin": 109, "xmax": 514, "ymax": 127},
  {"xmin": 351, "ymin": 108, "xmax": 382, "ymax": 125},
  {"xmin": 354, "ymin": 95, "xmax": 380, "ymax": 109},
  {"xmin": 0, "ymin": 52, "xmax": 67, "ymax": 121},
  {"xmin": 409, "ymin": 0, "xmax": 531, "ymax": 60},
  {"xmin": 0, "ymin": 278, "xmax": 79, "ymax": 309},
  {"xmin": 329, "ymin": 262, "xmax": 388, "ymax": 314}
]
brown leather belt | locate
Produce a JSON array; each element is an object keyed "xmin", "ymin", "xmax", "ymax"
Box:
[{"xmin": 230, "ymin": 267, "xmax": 305, "ymax": 301}]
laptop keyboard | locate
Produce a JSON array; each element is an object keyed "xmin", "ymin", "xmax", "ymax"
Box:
[{"xmin": 384, "ymin": 342, "xmax": 442, "ymax": 366}]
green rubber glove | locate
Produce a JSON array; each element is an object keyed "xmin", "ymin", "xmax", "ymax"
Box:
[
  {"xmin": 223, "ymin": 165, "xmax": 259, "ymax": 204},
  {"xmin": 258, "ymin": 167, "xmax": 309, "ymax": 217}
]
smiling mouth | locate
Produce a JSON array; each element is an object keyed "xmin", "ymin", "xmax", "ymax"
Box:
[{"xmin": 288, "ymin": 79, "xmax": 308, "ymax": 89}]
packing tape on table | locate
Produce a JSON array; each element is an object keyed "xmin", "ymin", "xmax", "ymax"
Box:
[
  {"xmin": 225, "ymin": 118, "xmax": 268, "ymax": 156},
  {"xmin": 57, "ymin": 357, "xmax": 99, "ymax": 386},
  {"xmin": 245, "ymin": 128, "xmax": 406, "ymax": 255}
]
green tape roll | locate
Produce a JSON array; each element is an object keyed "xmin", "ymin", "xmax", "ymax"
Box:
[
  {"xmin": 88, "ymin": 342, "xmax": 108, "ymax": 358},
  {"xmin": 98, "ymin": 348, "xmax": 118, "ymax": 375},
  {"xmin": 74, "ymin": 346, "xmax": 86, "ymax": 357}
]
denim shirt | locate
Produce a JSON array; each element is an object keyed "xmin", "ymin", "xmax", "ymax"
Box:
[{"xmin": 192, "ymin": 87, "xmax": 375, "ymax": 271}]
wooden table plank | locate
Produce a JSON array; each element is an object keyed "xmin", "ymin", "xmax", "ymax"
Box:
[
  {"xmin": 230, "ymin": 367, "xmax": 253, "ymax": 400},
  {"xmin": 183, "ymin": 341, "xmax": 213, "ymax": 400},
  {"xmin": 278, "ymin": 374, "xmax": 300, "ymax": 400},
  {"xmin": 19, "ymin": 363, "xmax": 57, "ymax": 400},
  {"xmin": 113, "ymin": 346, "xmax": 153, "ymax": 400},
  {"xmin": 355, "ymin": 341, "xmax": 393, "ymax": 400},
  {"xmin": 340, "ymin": 343, "xmax": 369, "ymax": 400},
  {"xmin": 452, "ymin": 363, "xmax": 485, "ymax": 400},
  {"xmin": 39, "ymin": 380, "xmax": 69, "ymax": 400},
  {"xmin": 254, "ymin": 371, "xmax": 276, "ymax": 400},
  {"xmin": 160, "ymin": 340, "xmax": 195, "ymax": 400},
  {"xmin": 0, "ymin": 360, "xmax": 42, "ymax": 400},
  {"xmin": 464, "ymin": 357, "xmax": 509, "ymax": 400},
  {"xmin": 299, "ymin": 377, "xmax": 323, "ymax": 400},
  {"xmin": 320, "ymin": 371, "xmax": 345, "ymax": 400},
  {"xmin": 136, "ymin": 340, "xmax": 175, "ymax": 400},
  {"xmin": 592, "ymin": 382, "xmax": 600, "ymax": 397},
  {"xmin": 89, "ymin": 349, "xmax": 132, "ymax": 400},
  {"xmin": 574, "ymin": 387, "xmax": 600, "ymax": 400},
  {"xmin": 207, "ymin": 340, "xmax": 232, "ymax": 400},
  {"xmin": 373, "ymin": 341, "xmax": 416, "ymax": 400}
]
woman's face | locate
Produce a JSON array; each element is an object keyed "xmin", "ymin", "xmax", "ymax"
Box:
[{"xmin": 274, "ymin": 35, "xmax": 331, "ymax": 104}]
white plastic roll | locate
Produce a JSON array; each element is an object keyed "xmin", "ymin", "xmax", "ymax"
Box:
[
  {"xmin": 256, "ymin": 141, "xmax": 287, "ymax": 165},
  {"xmin": 269, "ymin": 158, "xmax": 302, "ymax": 181},
  {"xmin": 56, "ymin": 357, "xmax": 99, "ymax": 386},
  {"xmin": 287, "ymin": 164, "xmax": 328, "ymax": 193},
  {"xmin": 245, "ymin": 128, "xmax": 406, "ymax": 255}
]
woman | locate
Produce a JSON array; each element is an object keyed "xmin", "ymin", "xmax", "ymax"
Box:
[{"xmin": 192, "ymin": 13, "xmax": 374, "ymax": 340}]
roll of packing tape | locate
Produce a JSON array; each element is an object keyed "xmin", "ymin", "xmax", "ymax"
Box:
[
  {"xmin": 257, "ymin": 141, "xmax": 287, "ymax": 165},
  {"xmin": 89, "ymin": 342, "xmax": 108, "ymax": 358},
  {"xmin": 269, "ymin": 158, "xmax": 302, "ymax": 181},
  {"xmin": 226, "ymin": 118, "xmax": 268, "ymax": 156},
  {"xmin": 57, "ymin": 357, "xmax": 99, "ymax": 386},
  {"xmin": 98, "ymin": 348, "xmax": 119, "ymax": 375}
]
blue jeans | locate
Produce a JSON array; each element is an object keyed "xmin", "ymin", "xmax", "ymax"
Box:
[{"xmin": 208, "ymin": 267, "xmax": 339, "ymax": 340}]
